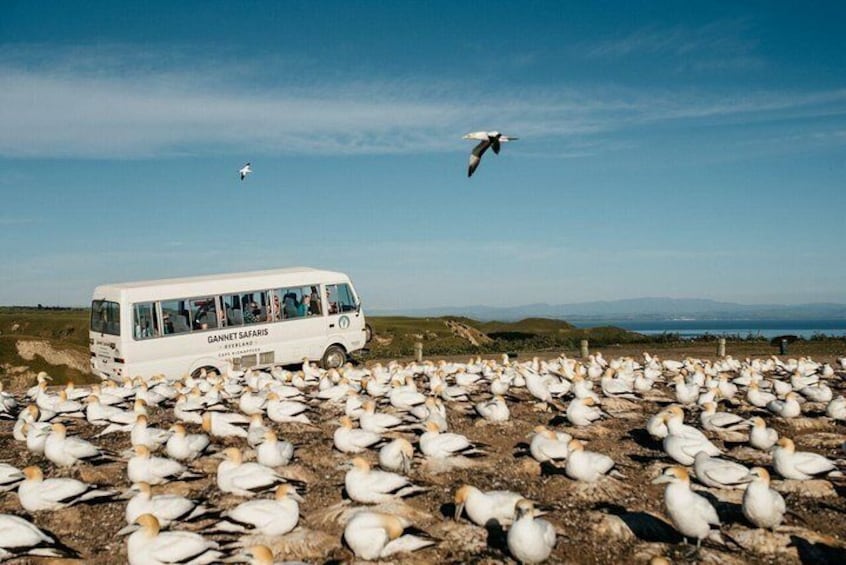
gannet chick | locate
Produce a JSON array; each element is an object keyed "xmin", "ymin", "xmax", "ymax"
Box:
[
  {"xmin": 565, "ymin": 439, "xmax": 618, "ymax": 482},
  {"xmin": 742, "ymin": 468, "xmax": 785, "ymax": 530},
  {"xmin": 343, "ymin": 511, "xmax": 435, "ymax": 560},
  {"xmin": 507, "ymin": 499, "xmax": 556, "ymax": 564},
  {"xmin": 463, "ymin": 131, "xmax": 519, "ymax": 177},
  {"xmin": 128, "ymin": 445, "xmax": 201, "ymax": 485},
  {"xmin": 345, "ymin": 457, "xmax": 426, "ymax": 504},
  {"xmin": 210, "ymin": 484, "xmax": 301, "ymax": 536},
  {"xmin": 772, "ymin": 438, "xmax": 837, "ymax": 480},
  {"xmin": 166, "ymin": 423, "xmax": 211, "ymax": 461},
  {"xmin": 474, "ymin": 395, "xmax": 510, "ymax": 423},
  {"xmin": 454, "ymin": 484, "xmax": 524, "ymax": 527},
  {"xmin": 749, "ymin": 417, "xmax": 778, "ymax": 450},
  {"xmin": 333, "ymin": 416, "xmax": 383, "ymax": 454},
  {"xmin": 119, "ymin": 514, "xmax": 222, "ymax": 565},
  {"xmin": 217, "ymin": 447, "xmax": 288, "ymax": 496},
  {"xmin": 0, "ymin": 513, "xmax": 78, "ymax": 560},
  {"xmin": 566, "ymin": 397, "xmax": 604, "ymax": 427},
  {"xmin": 379, "ymin": 438, "xmax": 415, "ymax": 474},
  {"xmin": 124, "ymin": 482, "xmax": 212, "ymax": 527},
  {"xmin": 256, "ymin": 429, "xmax": 294, "ymax": 468},
  {"xmin": 692, "ymin": 452, "xmax": 751, "ymax": 489},
  {"xmin": 766, "ymin": 392, "xmax": 801, "ymax": 418},
  {"xmin": 529, "ymin": 426, "xmax": 572, "ymax": 464},
  {"xmin": 652, "ymin": 466, "xmax": 720, "ymax": 549}
]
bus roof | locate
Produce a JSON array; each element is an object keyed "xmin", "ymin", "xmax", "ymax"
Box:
[{"xmin": 92, "ymin": 267, "xmax": 351, "ymax": 301}]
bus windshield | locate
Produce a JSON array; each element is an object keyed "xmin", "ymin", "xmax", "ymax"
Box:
[{"xmin": 91, "ymin": 299, "xmax": 121, "ymax": 336}]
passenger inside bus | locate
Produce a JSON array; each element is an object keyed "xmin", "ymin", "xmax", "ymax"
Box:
[{"xmin": 309, "ymin": 286, "xmax": 321, "ymax": 315}]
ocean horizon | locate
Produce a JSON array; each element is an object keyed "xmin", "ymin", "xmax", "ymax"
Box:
[{"xmin": 572, "ymin": 318, "xmax": 846, "ymax": 340}]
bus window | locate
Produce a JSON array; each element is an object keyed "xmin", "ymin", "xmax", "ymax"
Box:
[
  {"xmin": 337, "ymin": 283, "xmax": 358, "ymax": 312},
  {"xmin": 241, "ymin": 291, "xmax": 265, "ymax": 324},
  {"xmin": 190, "ymin": 297, "xmax": 219, "ymax": 330},
  {"xmin": 308, "ymin": 285, "xmax": 322, "ymax": 316},
  {"xmin": 133, "ymin": 302, "xmax": 158, "ymax": 339},
  {"xmin": 161, "ymin": 299, "xmax": 190, "ymax": 335},
  {"xmin": 222, "ymin": 294, "xmax": 243, "ymax": 325},
  {"xmin": 91, "ymin": 300, "xmax": 121, "ymax": 336}
]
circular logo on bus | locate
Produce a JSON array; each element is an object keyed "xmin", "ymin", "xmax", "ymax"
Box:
[{"xmin": 339, "ymin": 315, "xmax": 350, "ymax": 329}]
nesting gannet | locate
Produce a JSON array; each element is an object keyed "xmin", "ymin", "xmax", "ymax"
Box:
[
  {"xmin": 529, "ymin": 425, "xmax": 572, "ymax": 464},
  {"xmin": 742, "ymin": 467, "xmax": 785, "ymax": 530},
  {"xmin": 124, "ymin": 482, "xmax": 212, "ymax": 527},
  {"xmin": 652, "ymin": 466, "xmax": 720, "ymax": 548},
  {"xmin": 692, "ymin": 452, "xmax": 751, "ymax": 489},
  {"xmin": 463, "ymin": 131, "xmax": 518, "ymax": 177},
  {"xmin": 766, "ymin": 392, "xmax": 802, "ymax": 418},
  {"xmin": 360, "ymin": 399, "xmax": 411, "ymax": 433},
  {"xmin": 699, "ymin": 402, "xmax": 748, "ymax": 432},
  {"xmin": 265, "ymin": 393, "xmax": 311, "ymax": 424},
  {"xmin": 25, "ymin": 421, "xmax": 51, "ymax": 455},
  {"xmin": 507, "ymin": 499, "xmax": 556, "ymax": 564},
  {"xmin": 825, "ymin": 396, "xmax": 846, "ymax": 420},
  {"xmin": 217, "ymin": 447, "xmax": 289, "ymax": 496},
  {"xmin": 202, "ymin": 411, "xmax": 250, "ymax": 438},
  {"xmin": 210, "ymin": 484, "xmax": 301, "ymax": 536},
  {"xmin": 44, "ymin": 422, "xmax": 110, "ymax": 467},
  {"xmin": 454, "ymin": 484, "xmax": 524, "ymax": 527},
  {"xmin": 0, "ymin": 513, "xmax": 77, "ymax": 560},
  {"xmin": 247, "ymin": 414, "xmax": 270, "ymax": 447},
  {"xmin": 345, "ymin": 457, "xmax": 426, "ymax": 504},
  {"xmin": 474, "ymin": 395, "xmax": 510, "ymax": 423},
  {"xmin": 772, "ymin": 438, "xmax": 837, "ymax": 480},
  {"xmin": 128, "ymin": 445, "xmax": 201, "ymax": 485},
  {"xmin": 379, "ymin": 438, "xmax": 415, "ymax": 474},
  {"xmin": 119, "ymin": 514, "xmax": 222, "ymax": 565},
  {"xmin": 565, "ymin": 439, "xmax": 618, "ymax": 482},
  {"xmin": 662, "ymin": 407, "xmax": 721, "ymax": 465},
  {"xmin": 420, "ymin": 421, "xmax": 485, "ymax": 459},
  {"xmin": 343, "ymin": 510, "xmax": 435, "ymax": 560},
  {"xmin": 748, "ymin": 417, "xmax": 778, "ymax": 450},
  {"xmin": 131, "ymin": 414, "xmax": 171, "ymax": 450},
  {"xmin": 256, "ymin": 429, "xmax": 295, "ymax": 468},
  {"xmin": 166, "ymin": 423, "xmax": 211, "ymax": 461},
  {"xmin": 239, "ymin": 162, "xmax": 252, "ymax": 181},
  {"xmin": 333, "ymin": 416, "xmax": 384, "ymax": 454},
  {"xmin": 18, "ymin": 466, "xmax": 117, "ymax": 511},
  {"xmin": 566, "ymin": 397, "xmax": 604, "ymax": 427},
  {"xmin": 0, "ymin": 464, "xmax": 23, "ymax": 492}
]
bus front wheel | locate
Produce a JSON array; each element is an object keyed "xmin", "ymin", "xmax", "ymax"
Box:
[{"xmin": 321, "ymin": 345, "xmax": 347, "ymax": 369}]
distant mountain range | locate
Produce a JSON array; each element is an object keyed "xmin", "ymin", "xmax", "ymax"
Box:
[{"xmin": 369, "ymin": 298, "xmax": 846, "ymax": 322}]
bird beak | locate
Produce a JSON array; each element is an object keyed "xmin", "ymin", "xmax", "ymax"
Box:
[
  {"xmin": 651, "ymin": 475, "xmax": 672, "ymax": 485},
  {"xmin": 118, "ymin": 489, "xmax": 138, "ymax": 500},
  {"xmin": 454, "ymin": 501, "xmax": 464, "ymax": 521},
  {"xmin": 291, "ymin": 491, "xmax": 306, "ymax": 503},
  {"xmin": 117, "ymin": 523, "xmax": 140, "ymax": 536}
]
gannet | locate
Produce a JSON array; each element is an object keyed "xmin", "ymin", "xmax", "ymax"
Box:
[
  {"xmin": 360, "ymin": 399, "xmax": 411, "ymax": 433},
  {"xmin": 692, "ymin": 452, "xmax": 751, "ymax": 489},
  {"xmin": 0, "ymin": 464, "xmax": 23, "ymax": 492},
  {"xmin": 0, "ymin": 513, "xmax": 78, "ymax": 560},
  {"xmin": 662, "ymin": 407, "xmax": 721, "ymax": 465},
  {"xmin": 202, "ymin": 411, "xmax": 249, "ymax": 438},
  {"xmin": 749, "ymin": 417, "xmax": 778, "ymax": 450},
  {"xmin": 217, "ymin": 447, "xmax": 289, "ymax": 496},
  {"xmin": 345, "ymin": 457, "xmax": 426, "ymax": 504},
  {"xmin": 566, "ymin": 397, "xmax": 604, "ymax": 427},
  {"xmin": 18, "ymin": 466, "xmax": 117, "ymax": 512},
  {"xmin": 333, "ymin": 416, "xmax": 384, "ymax": 454},
  {"xmin": 827, "ymin": 396, "xmax": 846, "ymax": 420},
  {"xmin": 799, "ymin": 383, "xmax": 832, "ymax": 403},
  {"xmin": 128, "ymin": 445, "xmax": 201, "ymax": 485},
  {"xmin": 247, "ymin": 414, "xmax": 270, "ymax": 447},
  {"xmin": 166, "ymin": 423, "xmax": 211, "ymax": 461},
  {"xmin": 239, "ymin": 162, "xmax": 252, "ymax": 181},
  {"xmin": 699, "ymin": 402, "xmax": 748, "ymax": 432},
  {"xmin": 474, "ymin": 395, "xmax": 510, "ymax": 423},
  {"xmin": 529, "ymin": 425, "xmax": 572, "ymax": 464},
  {"xmin": 238, "ymin": 387, "xmax": 267, "ymax": 416},
  {"xmin": 256, "ymin": 429, "xmax": 295, "ymax": 468},
  {"xmin": 454, "ymin": 484, "xmax": 524, "ymax": 527},
  {"xmin": 507, "ymin": 499, "xmax": 556, "ymax": 564},
  {"xmin": 25, "ymin": 421, "xmax": 51, "ymax": 454},
  {"xmin": 265, "ymin": 393, "xmax": 311, "ymax": 424},
  {"xmin": 119, "ymin": 514, "xmax": 222, "ymax": 565},
  {"xmin": 343, "ymin": 510, "xmax": 435, "ymax": 560},
  {"xmin": 0, "ymin": 381, "xmax": 18, "ymax": 419},
  {"xmin": 420, "ymin": 421, "xmax": 485, "ymax": 459},
  {"xmin": 772, "ymin": 438, "xmax": 837, "ymax": 480},
  {"xmin": 463, "ymin": 131, "xmax": 518, "ymax": 177},
  {"xmin": 124, "ymin": 482, "xmax": 212, "ymax": 527},
  {"xmin": 210, "ymin": 484, "xmax": 301, "ymax": 536},
  {"xmin": 742, "ymin": 467, "xmax": 785, "ymax": 530},
  {"xmin": 652, "ymin": 467, "xmax": 720, "ymax": 548},
  {"xmin": 766, "ymin": 392, "xmax": 801, "ymax": 418},
  {"xmin": 379, "ymin": 438, "xmax": 415, "ymax": 474},
  {"xmin": 131, "ymin": 414, "xmax": 171, "ymax": 450},
  {"xmin": 44, "ymin": 422, "xmax": 109, "ymax": 467},
  {"xmin": 565, "ymin": 439, "xmax": 618, "ymax": 482}
]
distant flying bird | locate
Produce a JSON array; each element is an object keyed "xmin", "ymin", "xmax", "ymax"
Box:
[
  {"xmin": 239, "ymin": 163, "xmax": 252, "ymax": 181},
  {"xmin": 463, "ymin": 131, "xmax": 518, "ymax": 177}
]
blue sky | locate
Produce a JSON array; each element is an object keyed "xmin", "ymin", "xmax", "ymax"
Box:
[{"xmin": 1, "ymin": 1, "xmax": 845, "ymax": 309}]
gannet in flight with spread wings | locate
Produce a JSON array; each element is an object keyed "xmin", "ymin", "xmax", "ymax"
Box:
[
  {"xmin": 463, "ymin": 131, "xmax": 518, "ymax": 177},
  {"xmin": 239, "ymin": 163, "xmax": 252, "ymax": 181}
]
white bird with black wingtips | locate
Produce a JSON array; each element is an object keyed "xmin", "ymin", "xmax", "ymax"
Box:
[
  {"xmin": 239, "ymin": 162, "xmax": 252, "ymax": 181},
  {"xmin": 463, "ymin": 131, "xmax": 518, "ymax": 177}
]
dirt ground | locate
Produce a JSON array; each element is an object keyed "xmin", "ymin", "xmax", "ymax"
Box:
[{"xmin": 1, "ymin": 351, "xmax": 845, "ymax": 564}]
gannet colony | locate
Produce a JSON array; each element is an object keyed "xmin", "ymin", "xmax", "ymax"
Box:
[{"xmin": 0, "ymin": 353, "xmax": 845, "ymax": 563}]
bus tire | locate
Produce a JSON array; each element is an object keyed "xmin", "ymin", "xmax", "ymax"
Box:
[
  {"xmin": 365, "ymin": 323, "xmax": 374, "ymax": 343},
  {"xmin": 321, "ymin": 344, "xmax": 347, "ymax": 370},
  {"xmin": 191, "ymin": 365, "xmax": 220, "ymax": 379}
]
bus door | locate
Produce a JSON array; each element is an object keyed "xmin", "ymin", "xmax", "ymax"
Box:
[{"xmin": 324, "ymin": 282, "xmax": 365, "ymax": 352}]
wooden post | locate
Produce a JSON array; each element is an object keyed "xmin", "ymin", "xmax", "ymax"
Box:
[
  {"xmin": 717, "ymin": 338, "xmax": 726, "ymax": 358},
  {"xmin": 779, "ymin": 339, "xmax": 788, "ymax": 355},
  {"xmin": 414, "ymin": 342, "xmax": 423, "ymax": 362},
  {"xmin": 580, "ymin": 339, "xmax": 589, "ymax": 358}
]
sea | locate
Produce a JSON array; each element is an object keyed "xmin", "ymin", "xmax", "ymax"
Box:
[{"xmin": 571, "ymin": 319, "xmax": 846, "ymax": 340}]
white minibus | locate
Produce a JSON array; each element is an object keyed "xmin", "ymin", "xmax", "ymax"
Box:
[{"xmin": 89, "ymin": 267, "xmax": 370, "ymax": 381}]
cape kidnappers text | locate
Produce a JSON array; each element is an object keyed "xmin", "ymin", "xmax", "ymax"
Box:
[{"xmin": 207, "ymin": 328, "xmax": 269, "ymax": 344}]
